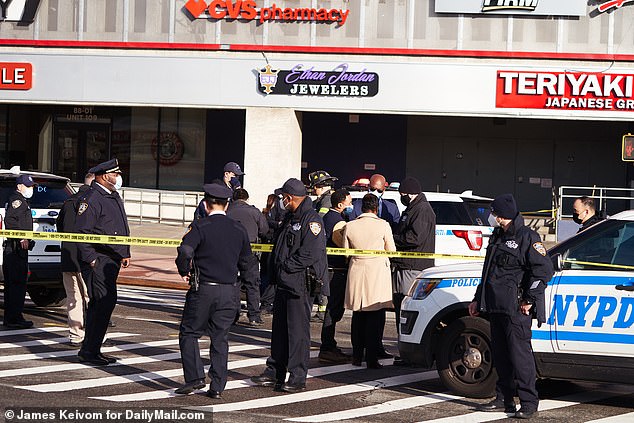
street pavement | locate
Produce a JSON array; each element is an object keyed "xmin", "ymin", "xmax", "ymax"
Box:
[{"xmin": 1, "ymin": 284, "xmax": 633, "ymax": 423}]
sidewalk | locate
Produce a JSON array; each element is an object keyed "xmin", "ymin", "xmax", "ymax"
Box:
[{"xmin": 118, "ymin": 222, "xmax": 188, "ymax": 290}]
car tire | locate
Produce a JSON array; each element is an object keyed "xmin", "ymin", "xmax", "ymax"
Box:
[
  {"xmin": 436, "ymin": 316, "xmax": 496, "ymax": 398},
  {"xmin": 27, "ymin": 286, "xmax": 67, "ymax": 307}
]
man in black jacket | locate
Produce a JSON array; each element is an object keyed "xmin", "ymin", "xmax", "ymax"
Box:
[
  {"xmin": 56, "ymin": 172, "xmax": 94, "ymax": 345},
  {"xmin": 572, "ymin": 196, "xmax": 604, "ymax": 233},
  {"xmin": 227, "ymin": 188, "xmax": 269, "ymax": 326},
  {"xmin": 251, "ymin": 178, "xmax": 328, "ymax": 393},
  {"xmin": 469, "ymin": 194, "xmax": 554, "ymax": 419},
  {"xmin": 2, "ymin": 174, "xmax": 37, "ymax": 329},
  {"xmin": 392, "ymin": 177, "xmax": 436, "ymax": 334}
]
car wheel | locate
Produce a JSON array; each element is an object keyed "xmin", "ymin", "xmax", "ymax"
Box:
[
  {"xmin": 437, "ymin": 316, "xmax": 496, "ymax": 398},
  {"xmin": 27, "ymin": 286, "xmax": 67, "ymax": 307}
]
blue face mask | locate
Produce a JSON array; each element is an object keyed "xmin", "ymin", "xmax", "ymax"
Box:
[{"xmin": 343, "ymin": 205, "xmax": 354, "ymax": 216}]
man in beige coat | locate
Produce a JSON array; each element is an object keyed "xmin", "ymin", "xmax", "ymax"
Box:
[{"xmin": 342, "ymin": 194, "xmax": 396, "ymax": 368}]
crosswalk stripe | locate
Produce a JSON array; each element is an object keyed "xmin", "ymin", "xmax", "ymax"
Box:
[
  {"xmin": 18, "ymin": 344, "xmax": 267, "ymax": 392},
  {"xmin": 0, "ymin": 332, "xmax": 136, "ymax": 349},
  {"xmin": 0, "ymin": 338, "xmax": 187, "ymax": 363},
  {"xmin": 286, "ymin": 392, "xmax": 463, "ymax": 422},
  {"xmin": 190, "ymin": 370, "xmax": 439, "ymax": 413},
  {"xmin": 585, "ymin": 412, "xmax": 634, "ymax": 422},
  {"xmin": 117, "ymin": 298, "xmax": 183, "ymax": 307},
  {"xmin": 0, "ymin": 326, "xmax": 67, "ymax": 337},
  {"xmin": 419, "ymin": 385, "xmax": 634, "ymax": 422},
  {"xmin": 90, "ymin": 351, "xmax": 320, "ymax": 402},
  {"xmin": 124, "ymin": 317, "xmax": 179, "ymax": 325}
]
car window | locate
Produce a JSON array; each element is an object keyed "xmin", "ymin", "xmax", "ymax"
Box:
[
  {"xmin": 0, "ymin": 179, "xmax": 72, "ymax": 209},
  {"xmin": 463, "ymin": 200, "xmax": 491, "ymax": 226},
  {"xmin": 430, "ymin": 201, "xmax": 473, "ymax": 225},
  {"xmin": 563, "ymin": 220, "xmax": 634, "ymax": 270}
]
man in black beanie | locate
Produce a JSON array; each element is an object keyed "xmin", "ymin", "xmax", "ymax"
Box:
[
  {"xmin": 392, "ymin": 177, "xmax": 436, "ymax": 344},
  {"xmin": 469, "ymin": 193, "xmax": 554, "ymax": 419}
]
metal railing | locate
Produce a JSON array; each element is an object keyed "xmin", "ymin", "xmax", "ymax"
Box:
[
  {"xmin": 557, "ymin": 186, "xmax": 634, "ymax": 220},
  {"xmin": 118, "ymin": 187, "xmax": 204, "ymax": 226}
]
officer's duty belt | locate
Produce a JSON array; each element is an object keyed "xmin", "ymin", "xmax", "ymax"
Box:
[{"xmin": 199, "ymin": 281, "xmax": 238, "ymax": 287}]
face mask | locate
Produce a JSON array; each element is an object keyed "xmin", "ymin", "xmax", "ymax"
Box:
[
  {"xmin": 343, "ymin": 205, "xmax": 354, "ymax": 216},
  {"xmin": 113, "ymin": 175, "xmax": 123, "ymax": 191},
  {"xmin": 369, "ymin": 189, "xmax": 383, "ymax": 198},
  {"xmin": 23, "ymin": 187, "xmax": 34, "ymax": 199},
  {"xmin": 487, "ymin": 214, "xmax": 500, "ymax": 227},
  {"xmin": 230, "ymin": 176, "xmax": 241, "ymax": 190},
  {"xmin": 572, "ymin": 212, "xmax": 583, "ymax": 225},
  {"xmin": 282, "ymin": 196, "xmax": 292, "ymax": 210},
  {"xmin": 400, "ymin": 194, "xmax": 411, "ymax": 207}
]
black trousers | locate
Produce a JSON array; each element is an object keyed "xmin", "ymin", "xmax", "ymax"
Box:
[
  {"xmin": 179, "ymin": 283, "xmax": 239, "ymax": 392},
  {"xmin": 79, "ymin": 255, "xmax": 120, "ymax": 357},
  {"xmin": 240, "ymin": 253, "xmax": 261, "ymax": 321},
  {"xmin": 2, "ymin": 250, "xmax": 28, "ymax": 324},
  {"xmin": 320, "ymin": 270, "xmax": 347, "ymax": 352},
  {"xmin": 263, "ymin": 287, "xmax": 312, "ymax": 385},
  {"xmin": 490, "ymin": 313, "xmax": 539, "ymax": 411},
  {"xmin": 351, "ymin": 309, "xmax": 384, "ymax": 364}
]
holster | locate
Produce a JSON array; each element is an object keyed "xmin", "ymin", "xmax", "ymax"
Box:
[
  {"xmin": 189, "ymin": 259, "xmax": 200, "ymax": 292},
  {"xmin": 305, "ymin": 267, "xmax": 323, "ymax": 297}
]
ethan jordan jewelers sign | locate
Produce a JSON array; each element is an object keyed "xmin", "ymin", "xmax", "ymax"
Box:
[
  {"xmin": 496, "ymin": 71, "xmax": 634, "ymax": 112},
  {"xmin": 257, "ymin": 63, "xmax": 379, "ymax": 97},
  {"xmin": 435, "ymin": 0, "xmax": 587, "ymax": 16}
]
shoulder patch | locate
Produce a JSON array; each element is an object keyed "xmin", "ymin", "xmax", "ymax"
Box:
[
  {"xmin": 309, "ymin": 221, "xmax": 322, "ymax": 236},
  {"xmin": 77, "ymin": 202, "xmax": 88, "ymax": 216},
  {"xmin": 11, "ymin": 200, "xmax": 22, "ymax": 209},
  {"xmin": 532, "ymin": 242, "xmax": 547, "ymax": 256}
]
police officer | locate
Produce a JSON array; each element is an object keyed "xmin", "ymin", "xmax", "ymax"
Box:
[
  {"xmin": 226, "ymin": 188, "xmax": 269, "ymax": 326},
  {"xmin": 194, "ymin": 162, "xmax": 244, "ymax": 221},
  {"xmin": 318, "ymin": 188, "xmax": 352, "ymax": 364},
  {"xmin": 469, "ymin": 194, "xmax": 554, "ymax": 419},
  {"xmin": 175, "ymin": 183, "xmax": 252, "ymax": 399},
  {"xmin": 75, "ymin": 159, "xmax": 130, "ymax": 366},
  {"xmin": 2, "ymin": 174, "xmax": 36, "ymax": 329},
  {"xmin": 251, "ymin": 178, "xmax": 328, "ymax": 393}
]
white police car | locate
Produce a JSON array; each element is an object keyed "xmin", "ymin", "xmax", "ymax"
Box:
[
  {"xmin": 349, "ymin": 189, "xmax": 494, "ymax": 264},
  {"xmin": 398, "ymin": 210, "xmax": 634, "ymax": 398},
  {"xmin": 0, "ymin": 168, "xmax": 74, "ymax": 306}
]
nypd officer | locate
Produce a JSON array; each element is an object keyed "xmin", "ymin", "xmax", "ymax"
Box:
[
  {"xmin": 251, "ymin": 178, "xmax": 328, "ymax": 393},
  {"xmin": 75, "ymin": 159, "xmax": 130, "ymax": 366},
  {"xmin": 469, "ymin": 194, "xmax": 554, "ymax": 419},
  {"xmin": 175, "ymin": 183, "xmax": 252, "ymax": 399},
  {"xmin": 2, "ymin": 174, "xmax": 37, "ymax": 329}
]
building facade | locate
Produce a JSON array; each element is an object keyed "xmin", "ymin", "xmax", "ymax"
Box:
[{"xmin": 1, "ymin": 0, "xmax": 633, "ymax": 211}]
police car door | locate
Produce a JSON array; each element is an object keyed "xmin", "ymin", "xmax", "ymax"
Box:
[{"xmin": 549, "ymin": 220, "xmax": 634, "ymax": 358}]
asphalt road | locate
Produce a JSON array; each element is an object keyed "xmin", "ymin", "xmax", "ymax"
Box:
[{"xmin": 1, "ymin": 285, "xmax": 633, "ymax": 423}]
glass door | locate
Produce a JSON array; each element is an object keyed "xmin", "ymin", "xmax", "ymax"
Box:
[{"xmin": 53, "ymin": 123, "xmax": 111, "ymax": 182}]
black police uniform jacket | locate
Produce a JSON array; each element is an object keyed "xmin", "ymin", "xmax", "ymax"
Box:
[
  {"xmin": 4, "ymin": 190, "xmax": 33, "ymax": 255},
  {"xmin": 227, "ymin": 200, "xmax": 269, "ymax": 243},
  {"xmin": 474, "ymin": 214, "xmax": 554, "ymax": 325},
  {"xmin": 56, "ymin": 184, "xmax": 90, "ymax": 272},
  {"xmin": 273, "ymin": 197, "xmax": 329, "ymax": 297},
  {"xmin": 75, "ymin": 182, "xmax": 130, "ymax": 264},
  {"xmin": 176, "ymin": 213, "xmax": 252, "ymax": 283},
  {"xmin": 391, "ymin": 193, "xmax": 436, "ymax": 271}
]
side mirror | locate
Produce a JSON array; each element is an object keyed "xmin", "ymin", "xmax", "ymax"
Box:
[{"xmin": 551, "ymin": 253, "xmax": 563, "ymax": 272}]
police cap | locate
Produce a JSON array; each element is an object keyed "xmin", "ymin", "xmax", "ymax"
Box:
[
  {"xmin": 308, "ymin": 170, "xmax": 337, "ymax": 188},
  {"xmin": 274, "ymin": 178, "xmax": 307, "ymax": 197},
  {"xmin": 89, "ymin": 159, "xmax": 122, "ymax": 175},
  {"xmin": 224, "ymin": 162, "xmax": 244, "ymax": 176},
  {"xmin": 16, "ymin": 174, "xmax": 37, "ymax": 187},
  {"xmin": 203, "ymin": 183, "xmax": 233, "ymax": 200}
]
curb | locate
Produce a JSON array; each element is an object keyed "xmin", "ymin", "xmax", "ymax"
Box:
[{"xmin": 118, "ymin": 276, "xmax": 189, "ymax": 291}]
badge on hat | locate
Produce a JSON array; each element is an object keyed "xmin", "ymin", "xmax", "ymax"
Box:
[
  {"xmin": 532, "ymin": 242, "xmax": 547, "ymax": 256},
  {"xmin": 78, "ymin": 202, "xmax": 88, "ymax": 215},
  {"xmin": 309, "ymin": 222, "xmax": 322, "ymax": 236},
  {"xmin": 11, "ymin": 200, "xmax": 22, "ymax": 209}
]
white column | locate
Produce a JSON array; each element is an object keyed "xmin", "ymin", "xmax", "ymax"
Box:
[{"xmin": 243, "ymin": 108, "xmax": 302, "ymax": 210}]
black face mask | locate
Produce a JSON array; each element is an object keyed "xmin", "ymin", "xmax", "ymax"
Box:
[
  {"xmin": 400, "ymin": 194, "xmax": 411, "ymax": 207},
  {"xmin": 572, "ymin": 212, "xmax": 583, "ymax": 225}
]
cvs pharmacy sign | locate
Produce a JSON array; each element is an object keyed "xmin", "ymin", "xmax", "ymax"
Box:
[{"xmin": 0, "ymin": 0, "xmax": 41, "ymax": 24}]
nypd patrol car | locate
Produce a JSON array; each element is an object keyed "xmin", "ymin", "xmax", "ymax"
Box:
[
  {"xmin": 0, "ymin": 168, "xmax": 74, "ymax": 306},
  {"xmin": 398, "ymin": 210, "xmax": 634, "ymax": 398}
]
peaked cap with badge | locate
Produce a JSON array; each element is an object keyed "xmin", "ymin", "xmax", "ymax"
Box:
[
  {"xmin": 16, "ymin": 174, "xmax": 37, "ymax": 187},
  {"xmin": 88, "ymin": 158, "xmax": 122, "ymax": 175}
]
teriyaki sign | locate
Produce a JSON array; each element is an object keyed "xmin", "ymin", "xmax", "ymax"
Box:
[
  {"xmin": 435, "ymin": 0, "xmax": 587, "ymax": 16},
  {"xmin": 257, "ymin": 63, "xmax": 379, "ymax": 97},
  {"xmin": 0, "ymin": 0, "xmax": 41, "ymax": 23}
]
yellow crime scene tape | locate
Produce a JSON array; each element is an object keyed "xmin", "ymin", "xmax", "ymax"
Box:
[
  {"xmin": 0, "ymin": 229, "xmax": 484, "ymax": 261},
  {"xmin": 562, "ymin": 259, "xmax": 634, "ymax": 271}
]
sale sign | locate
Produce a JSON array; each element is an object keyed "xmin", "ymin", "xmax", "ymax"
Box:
[
  {"xmin": 496, "ymin": 70, "xmax": 634, "ymax": 112},
  {"xmin": 0, "ymin": 63, "xmax": 32, "ymax": 90}
]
